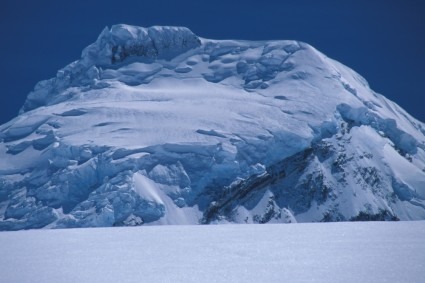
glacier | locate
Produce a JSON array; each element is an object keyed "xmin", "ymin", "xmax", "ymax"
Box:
[{"xmin": 0, "ymin": 24, "xmax": 425, "ymax": 230}]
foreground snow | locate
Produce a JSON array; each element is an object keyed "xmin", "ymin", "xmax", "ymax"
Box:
[{"xmin": 1, "ymin": 222, "xmax": 424, "ymax": 282}]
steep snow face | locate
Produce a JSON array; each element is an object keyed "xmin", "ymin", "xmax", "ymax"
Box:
[{"xmin": 1, "ymin": 25, "xmax": 425, "ymax": 230}]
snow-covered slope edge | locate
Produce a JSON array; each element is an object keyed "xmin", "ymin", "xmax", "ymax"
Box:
[{"xmin": 0, "ymin": 24, "xmax": 424, "ymax": 230}]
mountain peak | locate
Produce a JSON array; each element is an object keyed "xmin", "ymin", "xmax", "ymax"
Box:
[
  {"xmin": 20, "ymin": 25, "xmax": 201, "ymax": 113},
  {"xmin": 82, "ymin": 25, "xmax": 201, "ymax": 66}
]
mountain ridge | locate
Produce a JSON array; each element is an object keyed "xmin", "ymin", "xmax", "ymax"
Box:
[{"xmin": 1, "ymin": 24, "xmax": 424, "ymax": 230}]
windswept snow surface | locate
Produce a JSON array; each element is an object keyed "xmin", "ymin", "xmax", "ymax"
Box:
[
  {"xmin": 1, "ymin": 24, "xmax": 425, "ymax": 230},
  {"xmin": 0, "ymin": 222, "xmax": 424, "ymax": 283}
]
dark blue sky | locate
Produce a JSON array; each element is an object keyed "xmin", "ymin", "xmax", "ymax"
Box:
[{"xmin": 1, "ymin": 0, "xmax": 424, "ymax": 124}]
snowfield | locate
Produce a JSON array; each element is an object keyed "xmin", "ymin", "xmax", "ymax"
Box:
[{"xmin": 1, "ymin": 222, "xmax": 424, "ymax": 283}]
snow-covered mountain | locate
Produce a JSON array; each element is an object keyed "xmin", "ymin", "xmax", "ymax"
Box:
[{"xmin": 1, "ymin": 25, "xmax": 424, "ymax": 230}]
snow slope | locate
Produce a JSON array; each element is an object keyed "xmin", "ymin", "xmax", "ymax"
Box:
[
  {"xmin": 0, "ymin": 221, "xmax": 424, "ymax": 283},
  {"xmin": 0, "ymin": 25, "xmax": 425, "ymax": 230}
]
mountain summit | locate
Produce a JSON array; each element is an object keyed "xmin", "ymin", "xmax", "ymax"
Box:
[{"xmin": 1, "ymin": 25, "xmax": 424, "ymax": 230}]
